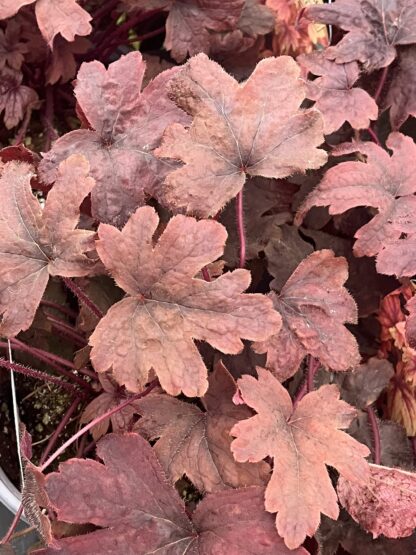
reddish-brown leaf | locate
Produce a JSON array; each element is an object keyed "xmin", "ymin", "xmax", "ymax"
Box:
[
  {"xmin": 298, "ymin": 51, "xmax": 378, "ymax": 134},
  {"xmin": 0, "ymin": 155, "xmax": 96, "ymax": 337},
  {"xmin": 0, "ymin": 0, "xmax": 92, "ymax": 46},
  {"xmin": 297, "ymin": 132, "xmax": 416, "ymax": 277},
  {"xmin": 134, "ymin": 361, "xmax": 270, "ymax": 492},
  {"xmin": 34, "ymin": 433, "xmax": 306, "ymax": 554},
  {"xmin": 231, "ymin": 368, "xmax": 370, "ymax": 549},
  {"xmin": 384, "ymin": 46, "xmax": 416, "ymax": 130},
  {"xmin": 89, "ymin": 206, "xmax": 281, "ymax": 396},
  {"xmin": 0, "ymin": 20, "xmax": 28, "ymax": 70},
  {"xmin": 254, "ymin": 250, "xmax": 360, "ymax": 381},
  {"xmin": 124, "ymin": 0, "xmax": 245, "ymax": 62},
  {"xmin": 405, "ymin": 295, "xmax": 416, "ymax": 348},
  {"xmin": 39, "ymin": 52, "xmax": 189, "ymax": 226},
  {"xmin": 155, "ymin": 53, "xmax": 327, "ymax": 217},
  {"xmin": 338, "ymin": 464, "xmax": 416, "ymax": 539},
  {"xmin": 0, "ymin": 67, "xmax": 38, "ymax": 129},
  {"xmin": 306, "ymin": 0, "xmax": 416, "ymax": 71}
]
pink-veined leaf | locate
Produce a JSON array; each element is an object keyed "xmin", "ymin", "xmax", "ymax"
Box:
[
  {"xmin": 33, "ymin": 433, "xmax": 307, "ymax": 555},
  {"xmin": 39, "ymin": 52, "xmax": 189, "ymax": 226},
  {"xmin": 0, "ymin": 155, "xmax": 96, "ymax": 337},
  {"xmin": 231, "ymin": 368, "xmax": 370, "ymax": 549},
  {"xmin": 155, "ymin": 53, "xmax": 327, "ymax": 217},
  {"xmin": 253, "ymin": 250, "xmax": 360, "ymax": 382},
  {"xmin": 134, "ymin": 361, "xmax": 270, "ymax": 492},
  {"xmin": 306, "ymin": 0, "xmax": 416, "ymax": 71},
  {"xmin": 89, "ymin": 205, "xmax": 281, "ymax": 396},
  {"xmin": 0, "ymin": 0, "xmax": 92, "ymax": 46},
  {"xmin": 384, "ymin": 46, "xmax": 416, "ymax": 130},
  {"xmin": 298, "ymin": 51, "xmax": 378, "ymax": 134},
  {"xmin": 296, "ymin": 132, "xmax": 416, "ymax": 278}
]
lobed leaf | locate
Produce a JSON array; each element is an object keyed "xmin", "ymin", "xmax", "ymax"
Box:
[
  {"xmin": 231, "ymin": 368, "xmax": 370, "ymax": 549},
  {"xmin": 297, "ymin": 132, "xmax": 416, "ymax": 277},
  {"xmin": 0, "ymin": 155, "xmax": 96, "ymax": 337},
  {"xmin": 39, "ymin": 52, "xmax": 189, "ymax": 227},
  {"xmin": 34, "ymin": 433, "xmax": 306, "ymax": 554},
  {"xmin": 254, "ymin": 250, "xmax": 360, "ymax": 381},
  {"xmin": 89, "ymin": 205, "xmax": 281, "ymax": 396},
  {"xmin": 135, "ymin": 361, "xmax": 270, "ymax": 492},
  {"xmin": 155, "ymin": 53, "xmax": 327, "ymax": 217}
]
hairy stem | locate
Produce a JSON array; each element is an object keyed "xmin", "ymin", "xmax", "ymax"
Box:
[
  {"xmin": 0, "ymin": 358, "xmax": 82, "ymax": 396},
  {"xmin": 40, "ymin": 396, "xmax": 82, "ymax": 465},
  {"xmin": 40, "ymin": 379, "xmax": 158, "ymax": 472},
  {"xmin": 61, "ymin": 277, "xmax": 103, "ymax": 320},
  {"xmin": 366, "ymin": 127, "xmax": 381, "ymax": 146},
  {"xmin": 13, "ymin": 108, "xmax": 32, "ymax": 145},
  {"xmin": 2, "ymin": 339, "xmax": 94, "ymax": 392},
  {"xmin": 236, "ymin": 190, "xmax": 246, "ymax": 268},
  {"xmin": 43, "ymin": 86, "xmax": 58, "ymax": 152},
  {"xmin": 366, "ymin": 405, "xmax": 381, "ymax": 465},
  {"xmin": 45, "ymin": 314, "xmax": 87, "ymax": 347},
  {"xmin": 40, "ymin": 300, "xmax": 77, "ymax": 319}
]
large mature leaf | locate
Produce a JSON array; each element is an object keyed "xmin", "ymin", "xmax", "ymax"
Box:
[
  {"xmin": 135, "ymin": 361, "xmax": 269, "ymax": 492},
  {"xmin": 124, "ymin": 0, "xmax": 245, "ymax": 62},
  {"xmin": 0, "ymin": 67, "xmax": 38, "ymax": 129},
  {"xmin": 384, "ymin": 46, "xmax": 416, "ymax": 129},
  {"xmin": 89, "ymin": 206, "xmax": 281, "ymax": 396},
  {"xmin": 306, "ymin": 0, "xmax": 416, "ymax": 70},
  {"xmin": 298, "ymin": 51, "xmax": 378, "ymax": 134},
  {"xmin": 0, "ymin": 155, "xmax": 96, "ymax": 337},
  {"xmin": 155, "ymin": 53, "xmax": 326, "ymax": 217},
  {"xmin": 40, "ymin": 52, "xmax": 189, "ymax": 227},
  {"xmin": 34, "ymin": 433, "xmax": 306, "ymax": 555},
  {"xmin": 338, "ymin": 464, "xmax": 416, "ymax": 539},
  {"xmin": 297, "ymin": 132, "xmax": 416, "ymax": 277},
  {"xmin": 254, "ymin": 250, "xmax": 360, "ymax": 382},
  {"xmin": 231, "ymin": 368, "xmax": 370, "ymax": 549},
  {"xmin": 0, "ymin": 0, "xmax": 92, "ymax": 46}
]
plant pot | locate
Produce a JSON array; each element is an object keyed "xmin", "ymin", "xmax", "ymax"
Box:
[{"xmin": 0, "ymin": 467, "xmax": 26, "ymax": 521}]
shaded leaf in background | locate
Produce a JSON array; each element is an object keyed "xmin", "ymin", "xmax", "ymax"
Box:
[
  {"xmin": 306, "ymin": 0, "xmax": 416, "ymax": 71},
  {"xmin": 0, "ymin": 155, "xmax": 96, "ymax": 337},
  {"xmin": 135, "ymin": 361, "xmax": 269, "ymax": 492},
  {"xmin": 156, "ymin": 53, "xmax": 327, "ymax": 217},
  {"xmin": 317, "ymin": 510, "xmax": 416, "ymax": 555},
  {"xmin": 348, "ymin": 411, "xmax": 414, "ymax": 468},
  {"xmin": 0, "ymin": 66, "xmax": 38, "ymax": 129},
  {"xmin": 220, "ymin": 177, "xmax": 297, "ymax": 267},
  {"xmin": 34, "ymin": 433, "xmax": 305, "ymax": 555},
  {"xmin": 297, "ymin": 132, "xmax": 416, "ymax": 278},
  {"xmin": 90, "ymin": 206, "xmax": 281, "ymax": 396},
  {"xmin": 40, "ymin": 52, "xmax": 189, "ymax": 227},
  {"xmin": 298, "ymin": 51, "xmax": 378, "ymax": 134},
  {"xmin": 0, "ymin": 20, "xmax": 28, "ymax": 70},
  {"xmin": 384, "ymin": 46, "xmax": 416, "ymax": 130},
  {"xmin": 0, "ymin": 0, "xmax": 92, "ymax": 46},
  {"xmin": 231, "ymin": 368, "xmax": 370, "ymax": 549},
  {"xmin": 123, "ymin": 0, "xmax": 245, "ymax": 62},
  {"xmin": 254, "ymin": 250, "xmax": 360, "ymax": 381},
  {"xmin": 338, "ymin": 464, "xmax": 416, "ymax": 539}
]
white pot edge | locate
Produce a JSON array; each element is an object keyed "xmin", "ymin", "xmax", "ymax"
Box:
[{"xmin": 0, "ymin": 467, "xmax": 28, "ymax": 523}]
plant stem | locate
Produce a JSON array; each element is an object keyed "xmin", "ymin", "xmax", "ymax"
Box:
[
  {"xmin": 293, "ymin": 356, "xmax": 320, "ymax": 407},
  {"xmin": 0, "ymin": 505, "xmax": 24, "ymax": 545},
  {"xmin": 366, "ymin": 405, "xmax": 381, "ymax": 465},
  {"xmin": 3, "ymin": 339, "xmax": 94, "ymax": 392},
  {"xmin": 40, "ymin": 379, "xmax": 158, "ymax": 472},
  {"xmin": 61, "ymin": 277, "xmax": 103, "ymax": 320},
  {"xmin": 40, "ymin": 300, "xmax": 77, "ymax": 319},
  {"xmin": 0, "ymin": 358, "xmax": 81, "ymax": 396},
  {"xmin": 43, "ymin": 85, "xmax": 58, "ymax": 152},
  {"xmin": 40, "ymin": 396, "xmax": 82, "ymax": 465},
  {"xmin": 45, "ymin": 314, "xmax": 87, "ymax": 347},
  {"xmin": 374, "ymin": 66, "xmax": 389, "ymax": 104},
  {"xmin": 13, "ymin": 109, "xmax": 31, "ymax": 145},
  {"xmin": 366, "ymin": 127, "xmax": 381, "ymax": 146},
  {"xmin": 201, "ymin": 267, "xmax": 212, "ymax": 282},
  {"xmin": 236, "ymin": 190, "xmax": 246, "ymax": 268}
]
